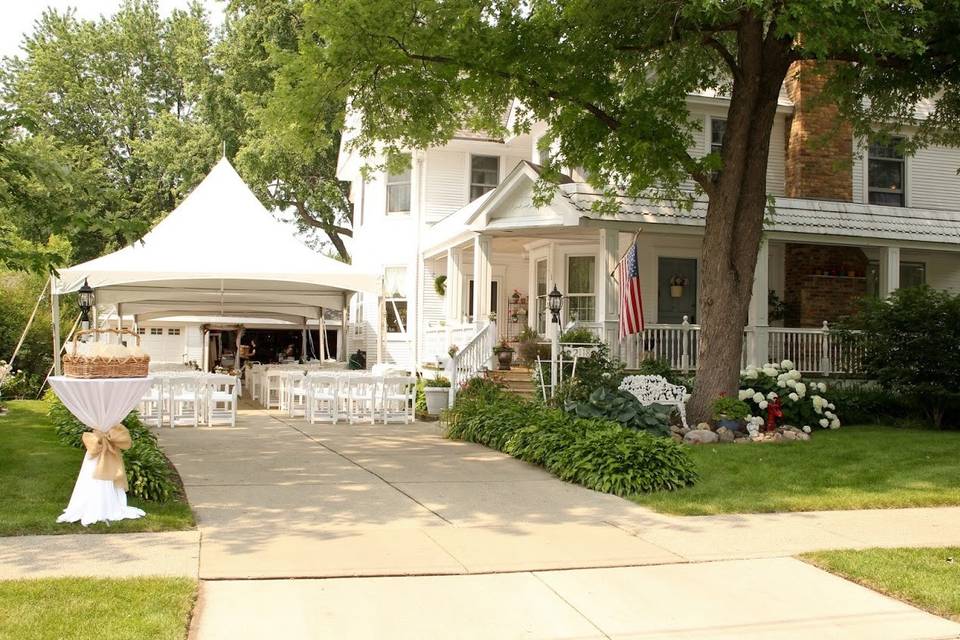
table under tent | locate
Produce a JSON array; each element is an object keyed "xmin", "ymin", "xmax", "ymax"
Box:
[{"xmin": 51, "ymin": 157, "xmax": 377, "ymax": 373}]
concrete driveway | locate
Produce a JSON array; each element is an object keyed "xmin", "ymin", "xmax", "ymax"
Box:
[{"xmin": 155, "ymin": 409, "xmax": 960, "ymax": 639}]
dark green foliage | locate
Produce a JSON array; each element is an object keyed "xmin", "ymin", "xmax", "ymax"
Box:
[
  {"xmin": 712, "ymin": 396, "xmax": 751, "ymax": 421},
  {"xmin": 566, "ymin": 387, "xmax": 671, "ymax": 437},
  {"xmin": 558, "ymin": 327, "xmax": 599, "ymax": 345},
  {"xmin": 46, "ymin": 395, "xmax": 178, "ymax": 502},
  {"xmin": 446, "ymin": 381, "xmax": 697, "ymax": 496},
  {"xmin": 415, "ymin": 378, "xmax": 427, "ymax": 414},
  {"xmin": 424, "ymin": 375, "xmax": 451, "ymax": 388},
  {"xmin": 631, "ymin": 358, "xmax": 689, "ymax": 388},
  {"xmin": 848, "ymin": 286, "xmax": 960, "ymax": 428},
  {"xmin": 552, "ymin": 342, "xmax": 624, "ymax": 406},
  {"xmin": 516, "ymin": 327, "xmax": 543, "ymax": 366}
]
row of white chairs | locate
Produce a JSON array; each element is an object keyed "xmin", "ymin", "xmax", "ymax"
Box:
[
  {"xmin": 260, "ymin": 372, "xmax": 416, "ymax": 424},
  {"xmin": 139, "ymin": 375, "xmax": 239, "ymax": 428}
]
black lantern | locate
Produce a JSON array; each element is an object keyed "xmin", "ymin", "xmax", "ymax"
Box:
[
  {"xmin": 547, "ymin": 284, "xmax": 563, "ymax": 324},
  {"xmin": 78, "ymin": 278, "xmax": 95, "ymax": 329}
]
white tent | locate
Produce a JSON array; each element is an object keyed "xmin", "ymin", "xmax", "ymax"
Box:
[{"xmin": 52, "ymin": 157, "xmax": 376, "ymax": 371}]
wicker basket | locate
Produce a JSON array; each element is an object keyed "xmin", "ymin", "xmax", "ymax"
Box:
[{"xmin": 63, "ymin": 328, "xmax": 150, "ymax": 379}]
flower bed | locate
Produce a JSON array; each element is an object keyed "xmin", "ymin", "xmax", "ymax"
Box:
[
  {"xmin": 739, "ymin": 360, "xmax": 841, "ymax": 435},
  {"xmin": 444, "ymin": 378, "xmax": 697, "ymax": 495}
]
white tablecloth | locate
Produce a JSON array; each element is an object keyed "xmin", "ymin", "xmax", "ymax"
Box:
[{"xmin": 48, "ymin": 376, "xmax": 155, "ymax": 526}]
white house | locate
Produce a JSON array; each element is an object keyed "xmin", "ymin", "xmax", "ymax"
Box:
[{"xmin": 338, "ymin": 77, "xmax": 960, "ymax": 380}]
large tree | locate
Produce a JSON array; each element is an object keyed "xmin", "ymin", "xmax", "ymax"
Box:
[{"xmin": 284, "ymin": 0, "xmax": 960, "ymax": 419}]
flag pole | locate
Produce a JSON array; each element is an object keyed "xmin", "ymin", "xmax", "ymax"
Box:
[{"xmin": 609, "ymin": 229, "xmax": 641, "ymax": 279}]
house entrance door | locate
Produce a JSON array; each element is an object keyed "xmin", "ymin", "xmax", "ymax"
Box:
[{"xmin": 657, "ymin": 257, "xmax": 698, "ymax": 323}]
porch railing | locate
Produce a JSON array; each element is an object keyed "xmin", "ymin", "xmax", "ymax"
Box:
[
  {"xmin": 620, "ymin": 318, "xmax": 862, "ymax": 375},
  {"xmin": 423, "ymin": 322, "xmax": 477, "ymax": 364},
  {"xmin": 445, "ymin": 321, "xmax": 498, "ymax": 404}
]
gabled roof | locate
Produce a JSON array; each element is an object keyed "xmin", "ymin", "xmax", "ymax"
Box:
[{"xmin": 55, "ymin": 158, "xmax": 377, "ymax": 319}]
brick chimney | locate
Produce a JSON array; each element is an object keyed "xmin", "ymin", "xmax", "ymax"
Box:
[{"xmin": 783, "ymin": 62, "xmax": 853, "ymax": 201}]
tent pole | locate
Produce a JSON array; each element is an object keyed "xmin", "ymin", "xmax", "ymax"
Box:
[
  {"xmin": 235, "ymin": 326, "xmax": 244, "ymax": 373},
  {"xmin": 116, "ymin": 303, "xmax": 123, "ymax": 342},
  {"xmin": 301, "ymin": 321, "xmax": 308, "ymax": 362},
  {"xmin": 50, "ymin": 276, "xmax": 62, "ymax": 376},
  {"xmin": 341, "ymin": 293, "xmax": 349, "ymax": 363}
]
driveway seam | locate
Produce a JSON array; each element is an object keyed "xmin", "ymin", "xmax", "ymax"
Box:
[{"xmin": 530, "ymin": 571, "xmax": 613, "ymax": 639}]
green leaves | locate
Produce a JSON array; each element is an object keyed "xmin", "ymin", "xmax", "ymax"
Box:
[{"xmin": 566, "ymin": 386, "xmax": 672, "ymax": 437}]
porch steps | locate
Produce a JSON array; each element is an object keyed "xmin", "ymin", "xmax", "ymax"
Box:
[{"xmin": 488, "ymin": 366, "xmax": 538, "ymax": 399}]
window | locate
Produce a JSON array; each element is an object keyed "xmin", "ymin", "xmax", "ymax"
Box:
[
  {"xmin": 149, "ymin": 327, "xmax": 162, "ymax": 336},
  {"xmin": 137, "ymin": 328, "xmax": 146, "ymax": 335},
  {"xmin": 470, "ymin": 155, "xmax": 499, "ymax": 201},
  {"xmin": 386, "ymin": 166, "xmax": 411, "ymax": 214},
  {"xmin": 868, "ymin": 138, "xmax": 905, "ymax": 206},
  {"xmin": 867, "ymin": 259, "xmax": 925, "ymax": 296},
  {"xmin": 710, "ymin": 118, "xmax": 726, "ymax": 155},
  {"xmin": 383, "ymin": 267, "xmax": 408, "ymax": 333},
  {"xmin": 467, "ymin": 280, "xmax": 498, "ymax": 321},
  {"xmin": 566, "ymin": 256, "xmax": 596, "ymax": 322},
  {"xmin": 535, "ymin": 259, "xmax": 548, "ymax": 334},
  {"xmin": 167, "ymin": 328, "xmax": 181, "ymax": 336}
]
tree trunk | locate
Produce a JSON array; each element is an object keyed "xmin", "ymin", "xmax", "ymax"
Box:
[{"xmin": 686, "ymin": 20, "xmax": 793, "ymax": 423}]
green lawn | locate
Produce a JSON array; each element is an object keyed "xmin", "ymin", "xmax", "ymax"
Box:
[
  {"xmin": 802, "ymin": 547, "xmax": 960, "ymax": 621},
  {"xmin": 0, "ymin": 577, "xmax": 196, "ymax": 640},
  {"xmin": 631, "ymin": 425, "xmax": 960, "ymax": 515},
  {"xmin": 0, "ymin": 400, "xmax": 195, "ymax": 536}
]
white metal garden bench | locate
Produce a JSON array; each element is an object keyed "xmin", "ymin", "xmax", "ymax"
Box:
[{"xmin": 618, "ymin": 374, "xmax": 689, "ymax": 430}]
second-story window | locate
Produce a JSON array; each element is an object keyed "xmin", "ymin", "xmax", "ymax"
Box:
[
  {"xmin": 470, "ymin": 155, "xmax": 499, "ymax": 201},
  {"xmin": 383, "ymin": 266, "xmax": 408, "ymax": 334},
  {"xmin": 868, "ymin": 138, "xmax": 905, "ymax": 206},
  {"xmin": 386, "ymin": 167, "xmax": 411, "ymax": 214},
  {"xmin": 710, "ymin": 118, "xmax": 726, "ymax": 155}
]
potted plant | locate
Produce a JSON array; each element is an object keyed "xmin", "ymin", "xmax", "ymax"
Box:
[
  {"xmin": 492, "ymin": 339, "xmax": 514, "ymax": 370},
  {"xmin": 423, "ymin": 376, "xmax": 451, "ymax": 415},
  {"xmin": 712, "ymin": 395, "xmax": 751, "ymax": 431},
  {"xmin": 447, "ymin": 344, "xmax": 460, "ymax": 359},
  {"xmin": 669, "ymin": 274, "xmax": 688, "ymax": 298}
]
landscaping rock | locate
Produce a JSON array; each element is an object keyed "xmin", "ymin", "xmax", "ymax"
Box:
[
  {"xmin": 670, "ymin": 424, "xmax": 683, "ymax": 435},
  {"xmin": 797, "ymin": 432, "xmax": 811, "ymax": 441},
  {"xmin": 695, "ymin": 422, "xmax": 713, "ymax": 432},
  {"xmin": 734, "ymin": 437, "xmax": 752, "ymax": 444},
  {"xmin": 781, "ymin": 430, "xmax": 799, "ymax": 441},
  {"xmin": 716, "ymin": 427, "xmax": 735, "ymax": 443},
  {"xmin": 684, "ymin": 429, "xmax": 719, "ymax": 445}
]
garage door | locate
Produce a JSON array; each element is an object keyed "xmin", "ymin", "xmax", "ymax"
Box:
[{"xmin": 138, "ymin": 326, "xmax": 187, "ymax": 363}]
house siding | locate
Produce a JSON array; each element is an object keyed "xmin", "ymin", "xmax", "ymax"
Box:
[{"xmin": 908, "ymin": 145, "xmax": 960, "ymax": 210}]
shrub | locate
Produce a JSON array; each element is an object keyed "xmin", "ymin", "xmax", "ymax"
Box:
[
  {"xmin": 516, "ymin": 326, "xmax": 545, "ymax": 366},
  {"xmin": 424, "ymin": 375, "xmax": 451, "ymax": 387},
  {"xmin": 740, "ymin": 361, "xmax": 840, "ymax": 433},
  {"xmin": 712, "ymin": 395, "xmax": 750, "ymax": 421},
  {"xmin": 565, "ymin": 386, "xmax": 671, "ymax": 437},
  {"xmin": 415, "ymin": 378, "xmax": 427, "ymax": 414},
  {"xmin": 845, "ymin": 285, "xmax": 960, "ymax": 428},
  {"xmin": 446, "ymin": 381, "xmax": 697, "ymax": 496},
  {"xmin": 46, "ymin": 395, "xmax": 177, "ymax": 502},
  {"xmin": 631, "ymin": 358, "xmax": 688, "ymax": 387},
  {"xmin": 559, "ymin": 327, "xmax": 600, "ymax": 345},
  {"xmin": 552, "ymin": 341, "xmax": 624, "ymax": 406}
]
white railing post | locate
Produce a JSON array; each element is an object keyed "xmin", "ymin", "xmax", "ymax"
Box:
[
  {"xmin": 820, "ymin": 321, "xmax": 832, "ymax": 376},
  {"xmin": 680, "ymin": 315, "xmax": 690, "ymax": 372},
  {"xmin": 445, "ymin": 356, "xmax": 457, "ymax": 406}
]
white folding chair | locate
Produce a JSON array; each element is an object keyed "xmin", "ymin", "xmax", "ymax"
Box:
[
  {"xmin": 169, "ymin": 377, "xmax": 202, "ymax": 428},
  {"xmin": 248, "ymin": 364, "xmax": 263, "ymax": 402},
  {"xmin": 139, "ymin": 378, "xmax": 166, "ymax": 428},
  {"xmin": 286, "ymin": 373, "xmax": 308, "ymax": 418},
  {"xmin": 264, "ymin": 370, "xmax": 283, "ymax": 410},
  {"xmin": 381, "ymin": 376, "xmax": 415, "ymax": 424},
  {"xmin": 207, "ymin": 376, "xmax": 239, "ymax": 427},
  {"xmin": 346, "ymin": 376, "xmax": 377, "ymax": 424},
  {"xmin": 307, "ymin": 374, "xmax": 340, "ymax": 423}
]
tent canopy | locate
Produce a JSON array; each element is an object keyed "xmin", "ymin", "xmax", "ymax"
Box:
[{"xmin": 54, "ymin": 158, "xmax": 376, "ymax": 320}]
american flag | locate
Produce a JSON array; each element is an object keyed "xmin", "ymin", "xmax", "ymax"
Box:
[{"xmin": 617, "ymin": 242, "xmax": 645, "ymax": 338}]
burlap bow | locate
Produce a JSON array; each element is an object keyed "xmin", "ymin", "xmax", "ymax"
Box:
[{"xmin": 81, "ymin": 425, "xmax": 132, "ymax": 491}]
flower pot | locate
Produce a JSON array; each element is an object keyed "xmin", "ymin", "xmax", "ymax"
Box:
[
  {"xmin": 495, "ymin": 349, "xmax": 514, "ymax": 370},
  {"xmin": 423, "ymin": 387, "xmax": 450, "ymax": 415},
  {"xmin": 670, "ymin": 285, "xmax": 684, "ymax": 298},
  {"xmin": 717, "ymin": 418, "xmax": 741, "ymax": 432}
]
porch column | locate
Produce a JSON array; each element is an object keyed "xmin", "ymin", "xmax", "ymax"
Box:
[
  {"xmin": 600, "ymin": 228, "xmax": 621, "ymax": 350},
  {"xmin": 472, "ymin": 235, "xmax": 492, "ymax": 324},
  {"xmin": 446, "ymin": 247, "xmax": 463, "ymax": 323},
  {"xmin": 341, "ymin": 292, "xmax": 349, "ymax": 362},
  {"xmin": 880, "ymin": 246, "xmax": 901, "ymax": 297},
  {"xmin": 747, "ymin": 240, "xmax": 770, "ymax": 367}
]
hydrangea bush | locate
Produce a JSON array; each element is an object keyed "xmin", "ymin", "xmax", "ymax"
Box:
[{"xmin": 738, "ymin": 360, "xmax": 840, "ymax": 436}]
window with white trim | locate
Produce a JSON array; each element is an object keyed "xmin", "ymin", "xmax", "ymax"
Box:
[
  {"xmin": 866, "ymin": 259, "xmax": 925, "ymax": 296},
  {"xmin": 535, "ymin": 259, "xmax": 548, "ymax": 334},
  {"xmin": 566, "ymin": 256, "xmax": 596, "ymax": 322},
  {"xmin": 868, "ymin": 138, "xmax": 905, "ymax": 206},
  {"xmin": 137, "ymin": 328, "xmax": 146, "ymax": 335},
  {"xmin": 383, "ymin": 267, "xmax": 408, "ymax": 334},
  {"xmin": 167, "ymin": 328, "xmax": 181, "ymax": 336},
  {"xmin": 386, "ymin": 166, "xmax": 411, "ymax": 214},
  {"xmin": 470, "ymin": 155, "xmax": 499, "ymax": 201},
  {"xmin": 710, "ymin": 118, "xmax": 726, "ymax": 155},
  {"xmin": 150, "ymin": 327, "xmax": 162, "ymax": 336}
]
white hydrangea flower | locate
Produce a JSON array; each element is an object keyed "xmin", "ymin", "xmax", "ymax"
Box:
[
  {"xmin": 767, "ymin": 391, "xmax": 779, "ymax": 400},
  {"xmin": 786, "ymin": 378, "xmax": 797, "ymax": 389},
  {"xmin": 758, "ymin": 400, "xmax": 768, "ymax": 410},
  {"xmin": 788, "ymin": 392, "xmax": 799, "ymax": 402},
  {"xmin": 827, "ymin": 402, "xmax": 835, "ymax": 410},
  {"xmin": 739, "ymin": 389, "xmax": 753, "ymax": 401},
  {"xmin": 819, "ymin": 418, "xmax": 829, "ymax": 428},
  {"xmin": 762, "ymin": 366, "xmax": 779, "ymax": 377},
  {"xmin": 802, "ymin": 425, "xmax": 812, "ymax": 434},
  {"xmin": 818, "ymin": 382, "xmax": 827, "ymax": 393},
  {"xmin": 777, "ymin": 379, "xmax": 787, "ymax": 388},
  {"xmin": 825, "ymin": 410, "xmax": 835, "ymax": 419},
  {"xmin": 796, "ymin": 386, "xmax": 806, "ymax": 399},
  {"xmin": 752, "ymin": 392, "xmax": 765, "ymax": 404},
  {"xmin": 790, "ymin": 369, "xmax": 803, "ymax": 380},
  {"xmin": 781, "ymin": 359, "xmax": 794, "ymax": 370},
  {"xmin": 830, "ymin": 418, "xmax": 841, "ymax": 429}
]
